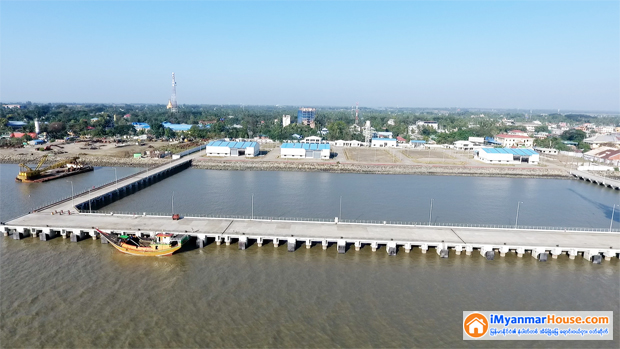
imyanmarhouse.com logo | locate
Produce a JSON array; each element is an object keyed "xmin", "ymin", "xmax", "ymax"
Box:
[
  {"xmin": 463, "ymin": 312, "xmax": 489, "ymax": 338},
  {"xmin": 463, "ymin": 311, "xmax": 613, "ymax": 341}
]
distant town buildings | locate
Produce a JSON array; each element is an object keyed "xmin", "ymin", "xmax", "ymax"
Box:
[
  {"xmin": 494, "ymin": 134, "xmax": 534, "ymax": 148},
  {"xmin": 297, "ymin": 108, "xmax": 316, "ymax": 128},
  {"xmin": 371, "ymin": 138, "xmax": 397, "ymax": 148},
  {"xmin": 282, "ymin": 115, "xmax": 291, "ymax": 128}
]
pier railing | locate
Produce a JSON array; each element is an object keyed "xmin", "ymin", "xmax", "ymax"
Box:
[{"xmin": 85, "ymin": 210, "xmax": 620, "ymax": 233}]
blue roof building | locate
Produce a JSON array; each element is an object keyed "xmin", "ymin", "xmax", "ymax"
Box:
[
  {"xmin": 132, "ymin": 122, "xmax": 150, "ymax": 130},
  {"xmin": 475, "ymin": 147, "xmax": 539, "ymax": 164},
  {"xmin": 206, "ymin": 140, "xmax": 260, "ymax": 157},
  {"xmin": 162, "ymin": 122, "xmax": 193, "ymax": 132}
]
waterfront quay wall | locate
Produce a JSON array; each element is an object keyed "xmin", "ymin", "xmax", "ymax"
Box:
[
  {"xmin": 3, "ymin": 213, "xmax": 619, "ymax": 264},
  {"xmin": 191, "ymin": 159, "xmax": 572, "ymax": 178},
  {"xmin": 0, "ymin": 153, "xmax": 575, "ymax": 178}
]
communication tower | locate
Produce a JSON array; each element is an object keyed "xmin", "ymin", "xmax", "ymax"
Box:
[
  {"xmin": 355, "ymin": 102, "xmax": 359, "ymax": 125},
  {"xmin": 167, "ymin": 72, "xmax": 178, "ymax": 113}
]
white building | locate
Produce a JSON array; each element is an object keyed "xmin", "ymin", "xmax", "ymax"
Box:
[
  {"xmin": 494, "ymin": 134, "xmax": 534, "ymax": 148},
  {"xmin": 280, "ymin": 143, "xmax": 330, "ymax": 159},
  {"xmin": 416, "ymin": 121, "xmax": 439, "ymax": 130},
  {"xmin": 205, "ymin": 140, "xmax": 260, "ymax": 157},
  {"xmin": 474, "ymin": 148, "xmax": 539, "ymax": 164},
  {"xmin": 301, "ymin": 136, "xmax": 323, "ymax": 144},
  {"xmin": 533, "ymin": 147, "xmax": 558, "ymax": 155},
  {"xmin": 282, "ymin": 115, "xmax": 291, "ymax": 128},
  {"xmin": 331, "ymin": 140, "xmax": 367, "ymax": 147},
  {"xmin": 454, "ymin": 140, "xmax": 473, "ymax": 150},
  {"xmin": 468, "ymin": 137, "xmax": 484, "ymax": 145},
  {"xmin": 371, "ymin": 138, "xmax": 397, "ymax": 148}
]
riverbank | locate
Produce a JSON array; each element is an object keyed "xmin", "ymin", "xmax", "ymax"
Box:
[
  {"xmin": 3, "ymin": 153, "xmax": 616, "ymax": 179},
  {"xmin": 191, "ymin": 158, "xmax": 571, "ymax": 178}
]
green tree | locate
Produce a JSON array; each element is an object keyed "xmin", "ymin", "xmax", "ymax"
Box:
[{"xmin": 560, "ymin": 129, "xmax": 587, "ymax": 143}]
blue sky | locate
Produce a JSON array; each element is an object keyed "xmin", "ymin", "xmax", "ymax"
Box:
[{"xmin": 1, "ymin": 1, "xmax": 618, "ymax": 111}]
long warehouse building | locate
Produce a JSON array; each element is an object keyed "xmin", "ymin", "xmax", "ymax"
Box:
[
  {"xmin": 474, "ymin": 148, "xmax": 539, "ymax": 164},
  {"xmin": 280, "ymin": 143, "xmax": 331, "ymax": 159},
  {"xmin": 205, "ymin": 141, "xmax": 260, "ymax": 157}
]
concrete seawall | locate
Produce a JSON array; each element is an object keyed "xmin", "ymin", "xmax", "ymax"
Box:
[{"xmin": 3, "ymin": 153, "xmax": 618, "ymax": 179}]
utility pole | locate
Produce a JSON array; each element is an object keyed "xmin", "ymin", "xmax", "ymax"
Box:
[
  {"xmin": 515, "ymin": 201, "xmax": 523, "ymax": 229},
  {"xmin": 429, "ymin": 199, "xmax": 433, "ymax": 225}
]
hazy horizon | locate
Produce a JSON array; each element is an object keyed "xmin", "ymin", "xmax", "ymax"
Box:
[{"xmin": 1, "ymin": 1, "xmax": 619, "ymax": 112}]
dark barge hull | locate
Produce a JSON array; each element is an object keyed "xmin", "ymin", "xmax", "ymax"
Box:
[{"xmin": 16, "ymin": 166, "xmax": 94, "ymax": 183}]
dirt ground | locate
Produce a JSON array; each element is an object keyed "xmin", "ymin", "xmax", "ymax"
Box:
[
  {"xmin": 0, "ymin": 140, "xmax": 168, "ymax": 158},
  {"xmin": 342, "ymin": 147, "xmax": 401, "ymax": 163}
]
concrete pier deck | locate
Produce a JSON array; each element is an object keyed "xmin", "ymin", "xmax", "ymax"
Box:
[
  {"xmin": 4, "ymin": 212, "xmax": 619, "ymax": 262},
  {"xmin": 570, "ymin": 170, "xmax": 620, "ymax": 190}
]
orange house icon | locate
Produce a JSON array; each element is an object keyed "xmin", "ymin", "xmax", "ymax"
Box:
[{"xmin": 466, "ymin": 318, "xmax": 486, "ymax": 334}]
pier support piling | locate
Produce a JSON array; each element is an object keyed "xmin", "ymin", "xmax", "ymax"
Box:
[
  {"xmin": 516, "ymin": 247, "xmax": 525, "ymax": 258},
  {"xmin": 465, "ymin": 245, "xmax": 472, "ymax": 256},
  {"xmin": 568, "ymin": 249, "xmax": 577, "ymax": 260},
  {"xmin": 454, "ymin": 245, "xmax": 462, "ymax": 255},
  {"xmin": 404, "ymin": 243, "xmax": 411, "ymax": 253},
  {"xmin": 322, "ymin": 240, "xmax": 328, "ymax": 250},
  {"xmin": 371, "ymin": 242, "xmax": 378, "ymax": 252},
  {"xmin": 337, "ymin": 240, "xmax": 346, "ymax": 254},
  {"xmin": 287, "ymin": 238, "xmax": 296, "ymax": 252},
  {"xmin": 420, "ymin": 243, "xmax": 428, "ymax": 254},
  {"xmin": 386, "ymin": 242, "xmax": 397, "ymax": 256},
  {"xmin": 273, "ymin": 238, "xmax": 279, "ymax": 248},
  {"xmin": 238, "ymin": 236, "xmax": 247, "ymax": 250},
  {"xmin": 256, "ymin": 237, "xmax": 263, "ymax": 247},
  {"xmin": 215, "ymin": 236, "xmax": 222, "ymax": 245},
  {"xmin": 225, "ymin": 235, "xmax": 231, "ymax": 246},
  {"xmin": 306, "ymin": 239, "xmax": 312, "ymax": 249}
]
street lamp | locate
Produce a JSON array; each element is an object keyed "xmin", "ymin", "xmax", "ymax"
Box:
[
  {"xmin": 429, "ymin": 199, "xmax": 434, "ymax": 225},
  {"xmin": 515, "ymin": 201, "xmax": 524, "ymax": 229},
  {"xmin": 103, "ymin": 168, "xmax": 118, "ymax": 192},
  {"xmin": 66, "ymin": 180, "xmax": 74, "ymax": 209},
  {"xmin": 611, "ymin": 204, "xmax": 618, "ymax": 232}
]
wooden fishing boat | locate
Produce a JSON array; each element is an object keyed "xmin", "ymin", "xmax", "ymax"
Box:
[{"xmin": 96, "ymin": 228, "xmax": 189, "ymax": 256}]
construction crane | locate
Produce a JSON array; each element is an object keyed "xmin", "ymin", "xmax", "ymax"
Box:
[{"xmin": 17, "ymin": 156, "xmax": 79, "ymax": 181}]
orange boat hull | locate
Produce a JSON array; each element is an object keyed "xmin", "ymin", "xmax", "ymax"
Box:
[{"xmin": 109, "ymin": 242, "xmax": 183, "ymax": 256}]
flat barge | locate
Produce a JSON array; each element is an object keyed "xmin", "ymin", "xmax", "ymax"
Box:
[{"xmin": 16, "ymin": 165, "xmax": 94, "ymax": 183}]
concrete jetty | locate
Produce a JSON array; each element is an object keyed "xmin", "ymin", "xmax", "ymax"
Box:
[
  {"xmin": 2, "ymin": 150, "xmax": 619, "ymax": 264},
  {"xmin": 570, "ymin": 170, "xmax": 620, "ymax": 190},
  {"xmin": 3, "ymin": 212, "xmax": 619, "ymax": 264}
]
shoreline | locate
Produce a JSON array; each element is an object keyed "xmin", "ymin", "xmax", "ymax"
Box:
[{"xmin": 0, "ymin": 153, "xmax": 575, "ymax": 179}]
